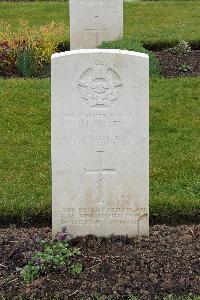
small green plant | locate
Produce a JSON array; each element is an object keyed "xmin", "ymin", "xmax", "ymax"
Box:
[
  {"xmin": 70, "ymin": 262, "xmax": 82, "ymax": 275},
  {"xmin": 99, "ymin": 36, "xmax": 160, "ymax": 77},
  {"xmin": 16, "ymin": 48, "xmax": 37, "ymax": 77},
  {"xmin": 178, "ymin": 64, "xmax": 192, "ymax": 72},
  {"xmin": 175, "ymin": 40, "xmax": 191, "ymax": 53},
  {"xmin": 20, "ymin": 228, "xmax": 82, "ymax": 283},
  {"xmin": 166, "ymin": 40, "xmax": 191, "ymax": 54}
]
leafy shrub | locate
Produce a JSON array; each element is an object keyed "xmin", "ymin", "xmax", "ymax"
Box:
[
  {"xmin": 178, "ymin": 64, "xmax": 192, "ymax": 73},
  {"xmin": 0, "ymin": 21, "xmax": 66, "ymax": 77},
  {"xmin": 16, "ymin": 47, "xmax": 37, "ymax": 77},
  {"xmin": 20, "ymin": 227, "xmax": 82, "ymax": 283},
  {"xmin": 166, "ymin": 40, "xmax": 191, "ymax": 54},
  {"xmin": 0, "ymin": 41, "xmax": 17, "ymax": 76},
  {"xmin": 99, "ymin": 37, "xmax": 160, "ymax": 77}
]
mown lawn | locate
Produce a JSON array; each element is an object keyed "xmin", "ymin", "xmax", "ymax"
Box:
[
  {"xmin": 0, "ymin": 1, "xmax": 200, "ymax": 44},
  {"xmin": 0, "ymin": 77, "xmax": 199, "ymax": 223}
]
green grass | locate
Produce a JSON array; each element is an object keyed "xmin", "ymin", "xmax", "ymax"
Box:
[
  {"xmin": 0, "ymin": 1, "xmax": 200, "ymax": 45},
  {"xmin": 150, "ymin": 77, "xmax": 200, "ymax": 222},
  {"xmin": 0, "ymin": 79, "xmax": 51, "ymax": 222},
  {"xmin": 0, "ymin": 77, "xmax": 199, "ymax": 223}
]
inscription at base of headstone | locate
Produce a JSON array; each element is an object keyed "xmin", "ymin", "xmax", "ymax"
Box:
[
  {"xmin": 70, "ymin": 0, "xmax": 123, "ymax": 50},
  {"xmin": 51, "ymin": 49, "xmax": 149, "ymax": 237}
]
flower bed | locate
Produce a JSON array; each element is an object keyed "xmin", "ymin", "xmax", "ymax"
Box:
[{"xmin": 0, "ymin": 21, "xmax": 66, "ymax": 77}]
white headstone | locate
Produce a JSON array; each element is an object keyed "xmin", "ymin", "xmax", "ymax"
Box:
[
  {"xmin": 70, "ymin": 0, "xmax": 123, "ymax": 50},
  {"xmin": 51, "ymin": 49, "xmax": 149, "ymax": 237}
]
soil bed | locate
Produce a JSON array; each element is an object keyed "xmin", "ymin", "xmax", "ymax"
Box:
[
  {"xmin": 1, "ymin": 50, "xmax": 200, "ymax": 79},
  {"xmin": 0, "ymin": 224, "xmax": 199, "ymax": 299},
  {"xmin": 155, "ymin": 50, "xmax": 200, "ymax": 78},
  {"xmin": 38, "ymin": 50, "xmax": 200, "ymax": 78}
]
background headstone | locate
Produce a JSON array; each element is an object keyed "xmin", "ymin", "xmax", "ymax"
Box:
[
  {"xmin": 70, "ymin": 0, "xmax": 123, "ymax": 50},
  {"xmin": 51, "ymin": 49, "xmax": 149, "ymax": 237}
]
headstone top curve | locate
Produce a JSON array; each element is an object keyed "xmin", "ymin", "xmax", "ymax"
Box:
[{"xmin": 51, "ymin": 49, "xmax": 149, "ymax": 60}]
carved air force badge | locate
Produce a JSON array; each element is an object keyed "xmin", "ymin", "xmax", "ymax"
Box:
[{"xmin": 77, "ymin": 63, "xmax": 123, "ymax": 108}]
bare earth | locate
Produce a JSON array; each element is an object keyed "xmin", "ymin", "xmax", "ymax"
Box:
[{"xmin": 0, "ymin": 224, "xmax": 199, "ymax": 299}]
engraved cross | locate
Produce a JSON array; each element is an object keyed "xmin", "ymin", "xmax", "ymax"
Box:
[{"xmin": 84, "ymin": 151, "xmax": 116, "ymax": 205}]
